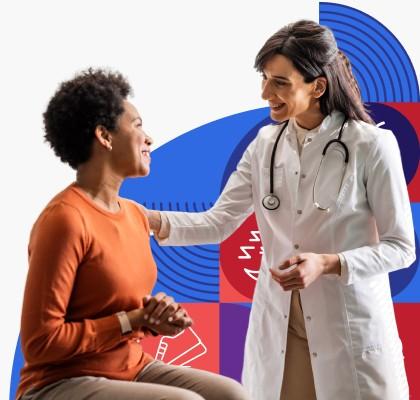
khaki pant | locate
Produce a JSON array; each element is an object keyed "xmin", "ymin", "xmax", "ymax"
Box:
[
  {"xmin": 20, "ymin": 360, "xmax": 249, "ymax": 400},
  {"xmin": 280, "ymin": 290, "xmax": 317, "ymax": 400}
]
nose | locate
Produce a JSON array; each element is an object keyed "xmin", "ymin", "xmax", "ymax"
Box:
[
  {"xmin": 145, "ymin": 133, "xmax": 153, "ymax": 146},
  {"xmin": 261, "ymin": 79, "xmax": 273, "ymax": 101}
]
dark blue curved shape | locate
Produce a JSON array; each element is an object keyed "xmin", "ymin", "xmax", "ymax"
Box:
[
  {"xmin": 390, "ymin": 233, "xmax": 419, "ymax": 297},
  {"xmin": 369, "ymin": 103, "xmax": 419, "ymax": 184},
  {"xmin": 320, "ymin": 2, "xmax": 420, "ymax": 102}
]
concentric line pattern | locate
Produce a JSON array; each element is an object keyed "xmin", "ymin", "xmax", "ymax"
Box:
[
  {"xmin": 120, "ymin": 108, "xmax": 271, "ymax": 302},
  {"xmin": 147, "ymin": 201, "xmax": 220, "ymax": 302},
  {"xmin": 320, "ymin": 2, "xmax": 420, "ymax": 102}
]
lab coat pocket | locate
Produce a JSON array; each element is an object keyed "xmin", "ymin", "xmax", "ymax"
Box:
[{"xmin": 353, "ymin": 345, "xmax": 402, "ymax": 399}]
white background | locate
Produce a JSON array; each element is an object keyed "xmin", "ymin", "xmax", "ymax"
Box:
[{"xmin": 0, "ymin": 1, "xmax": 418, "ymax": 397}]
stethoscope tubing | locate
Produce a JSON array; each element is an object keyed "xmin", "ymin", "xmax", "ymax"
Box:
[{"xmin": 262, "ymin": 117, "xmax": 349, "ymax": 211}]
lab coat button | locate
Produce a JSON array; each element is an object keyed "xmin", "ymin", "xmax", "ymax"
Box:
[
  {"xmin": 312, "ymin": 352, "xmax": 317, "ymax": 357},
  {"xmin": 307, "ymin": 138, "xmax": 312, "ymax": 143},
  {"xmin": 297, "ymin": 210, "xmax": 302, "ymax": 215},
  {"xmin": 294, "ymin": 171, "xmax": 299, "ymax": 175},
  {"xmin": 294, "ymin": 244, "xmax": 299, "ymax": 249},
  {"xmin": 281, "ymin": 349, "xmax": 285, "ymax": 354},
  {"xmin": 306, "ymin": 316, "xmax": 311, "ymax": 321},
  {"xmin": 284, "ymin": 314, "xmax": 288, "ymax": 319},
  {"xmin": 301, "ymin": 174, "xmax": 306, "ymax": 178}
]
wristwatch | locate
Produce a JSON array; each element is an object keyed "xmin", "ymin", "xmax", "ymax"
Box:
[{"xmin": 116, "ymin": 311, "xmax": 133, "ymax": 335}]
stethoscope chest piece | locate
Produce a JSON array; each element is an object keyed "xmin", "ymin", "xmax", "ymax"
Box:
[{"xmin": 262, "ymin": 194, "xmax": 280, "ymax": 210}]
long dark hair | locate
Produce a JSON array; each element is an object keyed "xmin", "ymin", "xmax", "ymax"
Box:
[{"xmin": 254, "ymin": 20, "xmax": 374, "ymax": 124}]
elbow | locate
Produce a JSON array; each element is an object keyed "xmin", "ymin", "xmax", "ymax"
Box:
[
  {"xmin": 397, "ymin": 237, "xmax": 416, "ymax": 269},
  {"xmin": 21, "ymin": 331, "xmax": 52, "ymax": 364},
  {"xmin": 403, "ymin": 246, "xmax": 416, "ymax": 269}
]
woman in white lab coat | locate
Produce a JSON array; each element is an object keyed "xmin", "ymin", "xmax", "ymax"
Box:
[{"xmin": 146, "ymin": 20, "xmax": 415, "ymax": 400}]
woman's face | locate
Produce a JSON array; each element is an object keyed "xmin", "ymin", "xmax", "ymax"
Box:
[
  {"xmin": 109, "ymin": 100, "xmax": 153, "ymax": 178},
  {"xmin": 261, "ymin": 54, "xmax": 322, "ymax": 125}
]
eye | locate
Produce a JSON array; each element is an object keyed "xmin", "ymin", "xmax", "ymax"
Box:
[
  {"xmin": 261, "ymin": 73, "xmax": 267, "ymax": 81},
  {"xmin": 274, "ymin": 80, "xmax": 286, "ymax": 87}
]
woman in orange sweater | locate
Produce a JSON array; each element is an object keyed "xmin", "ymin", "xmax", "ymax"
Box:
[{"xmin": 17, "ymin": 69, "xmax": 249, "ymax": 400}]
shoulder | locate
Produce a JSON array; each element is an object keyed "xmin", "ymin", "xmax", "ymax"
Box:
[
  {"xmin": 347, "ymin": 119, "xmax": 399, "ymax": 158},
  {"xmin": 31, "ymin": 201, "xmax": 87, "ymax": 245},
  {"xmin": 349, "ymin": 119, "xmax": 395, "ymax": 145},
  {"xmin": 120, "ymin": 198, "xmax": 150, "ymax": 234}
]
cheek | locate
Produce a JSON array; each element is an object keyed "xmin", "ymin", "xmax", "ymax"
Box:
[{"xmin": 295, "ymin": 90, "xmax": 313, "ymax": 108}]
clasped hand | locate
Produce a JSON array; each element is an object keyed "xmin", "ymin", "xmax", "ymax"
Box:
[
  {"xmin": 141, "ymin": 292, "xmax": 193, "ymax": 336},
  {"xmin": 269, "ymin": 253, "xmax": 340, "ymax": 291}
]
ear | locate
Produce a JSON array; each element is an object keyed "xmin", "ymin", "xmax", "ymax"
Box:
[
  {"xmin": 312, "ymin": 77, "xmax": 327, "ymax": 98},
  {"xmin": 94, "ymin": 125, "xmax": 113, "ymax": 151}
]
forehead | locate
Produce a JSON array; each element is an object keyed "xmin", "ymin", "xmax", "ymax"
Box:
[
  {"xmin": 263, "ymin": 54, "xmax": 302, "ymax": 79},
  {"xmin": 122, "ymin": 100, "xmax": 141, "ymax": 120}
]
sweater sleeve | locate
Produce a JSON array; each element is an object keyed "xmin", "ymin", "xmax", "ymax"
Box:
[{"xmin": 21, "ymin": 203, "xmax": 124, "ymax": 364}]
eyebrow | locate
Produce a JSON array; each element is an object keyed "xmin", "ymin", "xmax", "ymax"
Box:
[{"xmin": 272, "ymin": 75, "xmax": 290, "ymax": 81}]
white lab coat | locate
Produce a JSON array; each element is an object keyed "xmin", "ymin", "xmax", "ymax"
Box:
[{"xmin": 158, "ymin": 111, "xmax": 415, "ymax": 400}]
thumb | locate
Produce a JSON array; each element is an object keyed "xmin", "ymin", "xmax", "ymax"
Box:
[
  {"xmin": 143, "ymin": 294, "xmax": 151, "ymax": 305},
  {"xmin": 279, "ymin": 255, "xmax": 301, "ymax": 270}
]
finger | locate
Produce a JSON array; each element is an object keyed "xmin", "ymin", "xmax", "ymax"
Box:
[
  {"xmin": 157, "ymin": 302, "xmax": 180, "ymax": 325},
  {"xmin": 142, "ymin": 295, "xmax": 151, "ymax": 306},
  {"xmin": 278, "ymin": 255, "xmax": 302, "ymax": 270},
  {"xmin": 149, "ymin": 297, "xmax": 175, "ymax": 324},
  {"xmin": 169, "ymin": 326, "xmax": 184, "ymax": 337},
  {"xmin": 281, "ymin": 277, "xmax": 306, "ymax": 290},
  {"xmin": 172, "ymin": 316, "xmax": 193, "ymax": 328},
  {"xmin": 172, "ymin": 310, "xmax": 193, "ymax": 327},
  {"xmin": 168, "ymin": 308, "xmax": 185, "ymax": 325},
  {"xmin": 143, "ymin": 292, "xmax": 166, "ymax": 320},
  {"xmin": 272, "ymin": 274, "xmax": 302, "ymax": 288},
  {"xmin": 270, "ymin": 267, "xmax": 300, "ymax": 282}
]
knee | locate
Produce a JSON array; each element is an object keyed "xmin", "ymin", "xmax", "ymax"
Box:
[{"xmin": 213, "ymin": 377, "xmax": 250, "ymax": 400}]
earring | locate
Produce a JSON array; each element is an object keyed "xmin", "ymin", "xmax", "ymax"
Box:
[{"xmin": 107, "ymin": 144, "xmax": 113, "ymax": 151}]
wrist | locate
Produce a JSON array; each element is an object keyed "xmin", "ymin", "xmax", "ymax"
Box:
[
  {"xmin": 148, "ymin": 210, "xmax": 162, "ymax": 234},
  {"xmin": 126, "ymin": 308, "xmax": 144, "ymax": 331},
  {"xmin": 321, "ymin": 254, "xmax": 341, "ymax": 275}
]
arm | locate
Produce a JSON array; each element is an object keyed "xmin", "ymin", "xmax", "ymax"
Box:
[
  {"xmin": 152, "ymin": 138, "xmax": 257, "ymax": 246},
  {"xmin": 339, "ymin": 131, "xmax": 416, "ymax": 285},
  {"xmin": 21, "ymin": 204, "xmax": 132, "ymax": 364}
]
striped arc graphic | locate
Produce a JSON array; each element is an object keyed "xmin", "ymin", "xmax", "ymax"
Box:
[{"xmin": 320, "ymin": 2, "xmax": 420, "ymax": 102}]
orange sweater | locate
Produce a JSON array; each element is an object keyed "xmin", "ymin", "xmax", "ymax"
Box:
[{"xmin": 17, "ymin": 184, "xmax": 157, "ymax": 399}]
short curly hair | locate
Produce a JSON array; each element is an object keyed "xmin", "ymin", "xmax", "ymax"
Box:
[{"xmin": 43, "ymin": 68, "xmax": 132, "ymax": 169}]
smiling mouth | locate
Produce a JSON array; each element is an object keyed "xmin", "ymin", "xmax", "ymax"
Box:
[
  {"xmin": 270, "ymin": 103, "xmax": 285, "ymax": 112},
  {"xmin": 141, "ymin": 150, "xmax": 151, "ymax": 160}
]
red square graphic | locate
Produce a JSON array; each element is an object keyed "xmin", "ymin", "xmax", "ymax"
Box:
[
  {"xmin": 220, "ymin": 214, "xmax": 261, "ymax": 302},
  {"xmin": 394, "ymin": 303, "xmax": 420, "ymax": 399},
  {"xmin": 141, "ymin": 303, "xmax": 219, "ymax": 373}
]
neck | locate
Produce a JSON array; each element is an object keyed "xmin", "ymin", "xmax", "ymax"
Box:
[
  {"xmin": 75, "ymin": 161, "xmax": 122, "ymax": 212},
  {"xmin": 295, "ymin": 105, "xmax": 325, "ymax": 130}
]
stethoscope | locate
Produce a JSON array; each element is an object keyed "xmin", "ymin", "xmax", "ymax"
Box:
[{"xmin": 262, "ymin": 117, "xmax": 349, "ymax": 212}]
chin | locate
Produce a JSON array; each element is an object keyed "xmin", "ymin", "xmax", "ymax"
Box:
[{"xmin": 270, "ymin": 111, "xmax": 288, "ymax": 123}]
